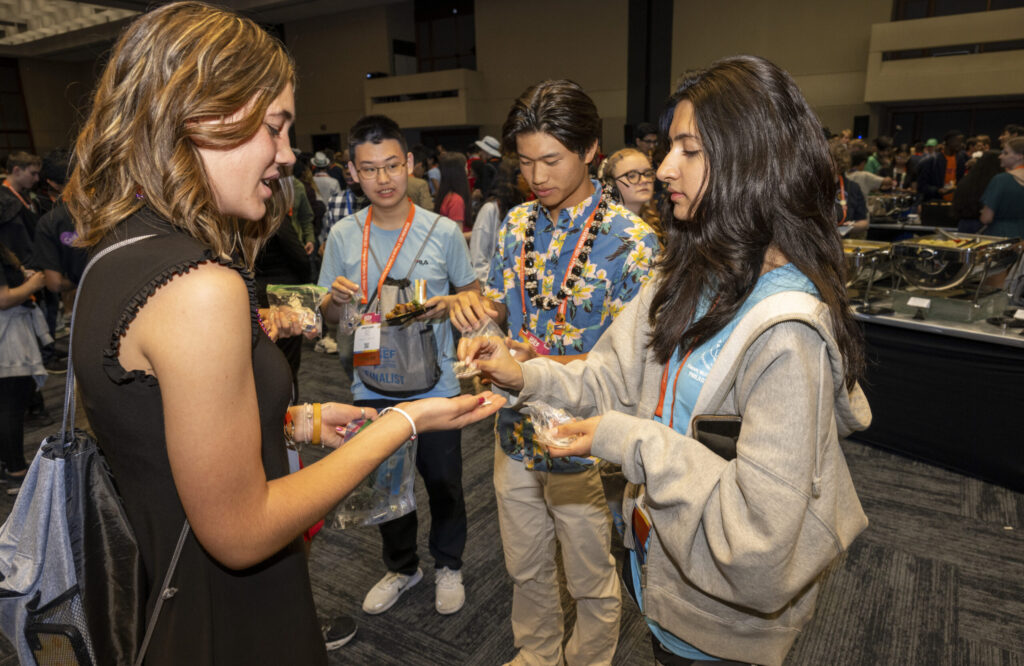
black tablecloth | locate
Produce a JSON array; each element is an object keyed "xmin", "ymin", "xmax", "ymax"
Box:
[{"xmin": 854, "ymin": 319, "xmax": 1024, "ymax": 491}]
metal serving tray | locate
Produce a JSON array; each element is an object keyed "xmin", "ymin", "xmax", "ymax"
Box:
[
  {"xmin": 891, "ymin": 231, "xmax": 1022, "ymax": 291},
  {"xmin": 843, "ymin": 239, "xmax": 892, "ymax": 287}
]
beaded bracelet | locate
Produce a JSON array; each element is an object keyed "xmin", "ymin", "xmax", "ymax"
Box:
[{"xmin": 257, "ymin": 312, "xmax": 272, "ymax": 338}]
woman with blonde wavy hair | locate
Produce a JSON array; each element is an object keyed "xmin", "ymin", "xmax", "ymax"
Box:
[
  {"xmin": 65, "ymin": 3, "xmax": 502, "ymax": 664},
  {"xmin": 602, "ymin": 147, "xmax": 661, "ymax": 233}
]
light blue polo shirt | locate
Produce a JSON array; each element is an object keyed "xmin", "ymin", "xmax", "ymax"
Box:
[{"xmin": 318, "ymin": 204, "xmax": 476, "ymax": 401}]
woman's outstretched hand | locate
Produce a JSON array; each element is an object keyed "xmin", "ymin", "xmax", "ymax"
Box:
[
  {"xmin": 406, "ymin": 392, "xmax": 507, "ymax": 432},
  {"xmin": 457, "ymin": 336, "xmax": 524, "ymax": 391}
]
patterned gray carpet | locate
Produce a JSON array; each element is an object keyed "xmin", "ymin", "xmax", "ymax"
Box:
[{"xmin": 1, "ymin": 337, "xmax": 1021, "ymax": 665}]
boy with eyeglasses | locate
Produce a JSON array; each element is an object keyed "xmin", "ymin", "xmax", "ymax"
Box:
[{"xmin": 317, "ymin": 115, "xmax": 480, "ymax": 640}]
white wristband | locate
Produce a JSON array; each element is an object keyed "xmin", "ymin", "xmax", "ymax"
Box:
[{"xmin": 381, "ymin": 406, "xmax": 417, "ymax": 440}]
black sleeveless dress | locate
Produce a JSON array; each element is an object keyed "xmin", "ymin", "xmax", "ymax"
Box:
[{"xmin": 72, "ymin": 209, "xmax": 326, "ymax": 665}]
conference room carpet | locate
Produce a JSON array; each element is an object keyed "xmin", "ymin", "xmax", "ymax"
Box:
[{"xmin": 1, "ymin": 337, "xmax": 1020, "ymax": 665}]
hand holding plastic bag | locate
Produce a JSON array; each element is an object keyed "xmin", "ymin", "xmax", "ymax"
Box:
[
  {"xmin": 266, "ymin": 284, "xmax": 328, "ymax": 337},
  {"xmin": 454, "ymin": 318, "xmax": 506, "ymax": 379},
  {"xmin": 525, "ymin": 401, "xmax": 580, "ymax": 449}
]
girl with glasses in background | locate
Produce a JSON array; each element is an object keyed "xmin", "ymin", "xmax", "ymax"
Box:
[{"xmin": 603, "ymin": 148, "xmax": 661, "ymax": 237}]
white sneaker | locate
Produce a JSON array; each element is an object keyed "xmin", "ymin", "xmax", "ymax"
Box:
[
  {"xmin": 362, "ymin": 568, "xmax": 422, "ymax": 615},
  {"xmin": 315, "ymin": 336, "xmax": 338, "ymax": 354},
  {"xmin": 434, "ymin": 567, "xmax": 465, "ymax": 615}
]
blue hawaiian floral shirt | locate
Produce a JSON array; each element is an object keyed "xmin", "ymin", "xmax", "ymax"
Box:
[{"xmin": 485, "ymin": 179, "xmax": 659, "ymax": 473}]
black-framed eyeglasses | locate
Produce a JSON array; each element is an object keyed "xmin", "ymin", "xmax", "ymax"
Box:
[
  {"xmin": 615, "ymin": 169, "xmax": 656, "ymax": 186},
  {"xmin": 356, "ymin": 160, "xmax": 407, "ymax": 180}
]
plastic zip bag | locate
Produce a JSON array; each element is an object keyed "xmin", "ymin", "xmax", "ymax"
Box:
[
  {"xmin": 453, "ymin": 318, "xmax": 506, "ymax": 379},
  {"xmin": 524, "ymin": 401, "xmax": 579, "ymax": 449},
  {"xmin": 337, "ymin": 288, "xmax": 363, "ymax": 336},
  {"xmin": 323, "ymin": 419, "xmax": 417, "ymax": 529},
  {"xmin": 266, "ymin": 284, "xmax": 328, "ymax": 336}
]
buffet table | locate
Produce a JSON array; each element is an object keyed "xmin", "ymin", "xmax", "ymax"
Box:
[{"xmin": 851, "ymin": 304, "xmax": 1024, "ymax": 491}]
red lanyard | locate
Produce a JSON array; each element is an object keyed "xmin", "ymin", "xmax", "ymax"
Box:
[
  {"xmin": 837, "ymin": 176, "xmax": 847, "ymax": 225},
  {"xmin": 518, "ymin": 202, "xmax": 601, "ymax": 333},
  {"xmin": 360, "ymin": 199, "xmax": 415, "ymax": 305},
  {"xmin": 2, "ymin": 180, "xmax": 33, "ymax": 212}
]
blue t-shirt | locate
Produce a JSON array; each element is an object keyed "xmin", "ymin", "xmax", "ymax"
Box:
[
  {"xmin": 318, "ymin": 204, "xmax": 476, "ymax": 401},
  {"xmin": 638, "ymin": 263, "xmax": 818, "ymax": 659},
  {"xmin": 484, "ymin": 180, "xmax": 659, "ymax": 472}
]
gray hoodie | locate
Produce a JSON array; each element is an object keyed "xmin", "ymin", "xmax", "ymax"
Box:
[{"xmin": 506, "ymin": 280, "xmax": 870, "ymax": 666}]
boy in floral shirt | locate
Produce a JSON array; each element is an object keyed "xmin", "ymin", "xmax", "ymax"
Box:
[{"xmin": 450, "ymin": 80, "xmax": 658, "ymax": 665}]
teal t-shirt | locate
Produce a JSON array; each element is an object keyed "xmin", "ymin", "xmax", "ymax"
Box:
[
  {"xmin": 638, "ymin": 263, "xmax": 818, "ymax": 660},
  {"xmin": 981, "ymin": 172, "xmax": 1024, "ymax": 238},
  {"xmin": 654, "ymin": 263, "xmax": 818, "ymax": 433}
]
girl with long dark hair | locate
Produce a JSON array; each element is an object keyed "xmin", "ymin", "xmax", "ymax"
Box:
[
  {"xmin": 461, "ymin": 55, "xmax": 870, "ymax": 666},
  {"xmin": 434, "ymin": 151, "xmax": 474, "ymax": 233},
  {"xmin": 954, "ymin": 150, "xmax": 1003, "ymax": 233}
]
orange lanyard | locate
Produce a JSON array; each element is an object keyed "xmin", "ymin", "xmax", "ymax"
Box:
[
  {"xmin": 652, "ymin": 299, "xmax": 716, "ymax": 429},
  {"xmin": 360, "ymin": 198, "xmax": 415, "ymax": 305},
  {"xmin": 518, "ymin": 203, "xmax": 600, "ymax": 332},
  {"xmin": 837, "ymin": 176, "xmax": 847, "ymax": 225},
  {"xmin": 2, "ymin": 180, "xmax": 33, "ymax": 212},
  {"xmin": 653, "ymin": 348, "xmax": 695, "ymax": 430}
]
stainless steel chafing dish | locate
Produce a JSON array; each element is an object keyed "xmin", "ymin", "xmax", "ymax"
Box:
[
  {"xmin": 843, "ymin": 239, "xmax": 892, "ymax": 287},
  {"xmin": 867, "ymin": 193, "xmax": 916, "ymax": 219},
  {"xmin": 891, "ymin": 231, "xmax": 1023, "ymax": 291}
]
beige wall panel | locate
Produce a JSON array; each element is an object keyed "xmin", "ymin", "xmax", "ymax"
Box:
[
  {"xmin": 670, "ymin": 0, "xmax": 890, "ymax": 76},
  {"xmin": 18, "ymin": 58, "xmax": 96, "ymax": 154},
  {"xmin": 866, "ymin": 51, "xmax": 1024, "ymax": 102},
  {"xmin": 285, "ymin": 6, "xmax": 391, "ymax": 151},
  {"xmin": 670, "ymin": 0, "xmax": 889, "ymax": 135},
  {"xmin": 865, "ymin": 9, "xmax": 1024, "ymax": 102},
  {"xmin": 870, "ymin": 7, "xmax": 1024, "ymax": 52},
  {"xmin": 794, "ymin": 71, "xmax": 873, "ymax": 134},
  {"xmin": 475, "ymin": 0, "xmax": 629, "ymax": 151}
]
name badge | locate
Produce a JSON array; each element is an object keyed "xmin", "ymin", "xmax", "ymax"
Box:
[
  {"xmin": 520, "ymin": 327, "xmax": 551, "ymax": 356},
  {"xmin": 353, "ymin": 313, "xmax": 382, "ymax": 367}
]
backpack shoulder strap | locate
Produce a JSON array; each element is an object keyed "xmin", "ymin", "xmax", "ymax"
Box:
[
  {"xmin": 695, "ymin": 291, "xmax": 826, "ymax": 418},
  {"xmin": 401, "ymin": 214, "xmax": 443, "ymax": 282},
  {"xmin": 61, "ymin": 233, "xmax": 157, "ymax": 441},
  {"xmin": 134, "ymin": 521, "xmax": 190, "ymax": 666}
]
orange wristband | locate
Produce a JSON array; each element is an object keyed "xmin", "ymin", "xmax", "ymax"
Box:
[{"xmin": 312, "ymin": 403, "xmax": 322, "ymax": 446}]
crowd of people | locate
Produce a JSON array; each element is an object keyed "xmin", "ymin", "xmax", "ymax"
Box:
[
  {"xmin": 1, "ymin": 2, "xmax": 1023, "ymax": 666},
  {"xmin": 821, "ymin": 124, "xmax": 1024, "ymax": 235}
]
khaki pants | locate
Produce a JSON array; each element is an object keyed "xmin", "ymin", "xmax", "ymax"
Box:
[{"xmin": 493, "ymin": 443, "xmax": 621, "ymax": 666}]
